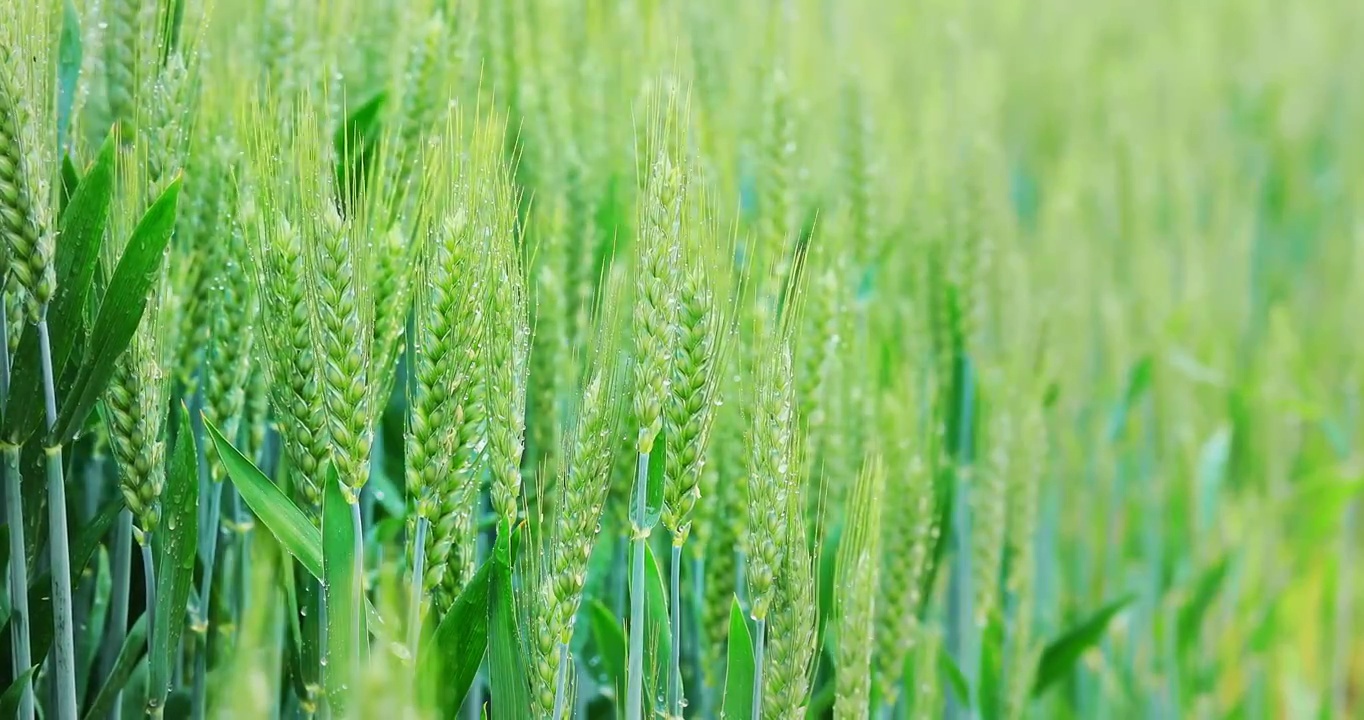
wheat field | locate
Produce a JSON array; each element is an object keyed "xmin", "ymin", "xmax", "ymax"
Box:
[{"xmin": 0, "ymin": 0, "xmax": 1361, "ymax": 718}]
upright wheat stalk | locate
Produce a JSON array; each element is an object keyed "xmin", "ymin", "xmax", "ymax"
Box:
[
  {"xmin": 836, "ymin": 456, "xmax": 886, "ymax": 720},
  {"xmin": 746, "ymin": 335, "xmax": 797, "ymax": 720},
  {"xmin": 626, "ymin": 85, "xmax": 687, "ymax": 720}
]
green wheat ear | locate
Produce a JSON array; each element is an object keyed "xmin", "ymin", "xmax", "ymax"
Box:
[
  {"xmin": 746, "ymin": 333, "xmax": 796, "ymax": 622},
  {"xmin": 765, "ymin": 435, "xmax": 818, "ymax": 718},
  {"xmin": 476, "ymin": 112, "xmax": 530, "ymax": 527},
  {"xmin": 661, "ymin": 185, "xmax": 727, "ymax": 546},
  {"xmin": 0, "ymin": 55, "xmax": 56, "ymax": 324},
  {"xmin": 836, "ymin": 454, "xmax": 886, "ymax": 720},
  {"xmin": 102, "ymin": 141, "xmax": 176, "ymax": 545}
]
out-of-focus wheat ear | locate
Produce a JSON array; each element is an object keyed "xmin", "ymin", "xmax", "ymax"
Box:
[
  {"xmin": 744, "ymin": 331, "xmax": 795, "ymax": 623},
  {"xmin": 371, "ymin": 222, "xmax": 415, "ymax": 408},
  {"xmin": 972, "ymin": 378, "xmax": 1009, "ymax": 628},
  {"xmin": 754, "ymin": 48, "xmax": 798, "ymax": 314},
  {"xmin": 528, "ymin": 192, "xmax": 572, "ymax": 494},
  {"xmin": 701, "ymin": 338, "xmax": 746, "ymax": 659},
  {"xmin": 835, "ymin": 455, "xmax": 886, "ymax": 720},
  {"xmin": 765, "ymin": 435, "xmax": 818, "ymax": 718},
  {"xmin": 873, "ymin": 373, "xmax": 936, "ymax": 705},
  {"xmin": 201, "ymin": 143, "xmax": 258, "ymax": 486},
  {"xmin": 1005, "ymin": 394, "xmax": 1046, "ymax": 719},
  {"xmin": 101, "ymin": 0, "xmax": 140, "ymax": 134},
  {"xmin": 390, "ymin": 0, "xmax": 448, "ymax": 186}
]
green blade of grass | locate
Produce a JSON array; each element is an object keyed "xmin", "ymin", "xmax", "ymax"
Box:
[
  {"xmin": 50, "ymin": 176, "xmax": 182, "ymax": 447},
  {"xmin": 75, "ymin": 546, "xmax": 111, "ymax": 706},
  {"xmin": 721, "ymin": 595, "xmax": 754, "ymax": 720},
  {"xmin": 205, "ymin": 418, "xmax": 323, "ymax": 578},
  {"xmin": 322, "ymin": 467, "xmax": 358, "ymax": 714},
  {"xmin": 1032, "ymin": 596, "xmax": 1135, "ymax": 697},
  {"xmin": 643, "ymin": 542, "xmax": 673, "ymax": 716},
  {"xmin": 418, "ymin": 557, "xmax": 493, "ymax": 714},
  {"xmin": 1, "ymin": 496, "xmax": 122, "ymax": 668},
  {"xmin": 587, "ymin": 600, "xmax": 627, "ymax": 703},
  {"xmin": 4, "ymin": 132, "xmax": 116, "ymax": 445},
  {"xmin": 488, "ymin": 523, "xmax": 531, "ymax": 720},
  {"xmin": 0, "ymin": 667, "xmax": 37, "ymax": 718},
  {"xmin": 82, "ymin": 614, "xmax": 147, "ymax": 720},
  {"xmin": 148, "ymin": 410, "xmax": 198, "ymax": 710}
]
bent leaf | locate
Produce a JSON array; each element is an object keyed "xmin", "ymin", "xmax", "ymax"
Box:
[
  {"xmin": 206, "ymin": 418, "xmax": 323, "ymax": 578},
  {"xmin": 82, "ymin": 614, "xmax": 147, "ymax": 720},
  {"xmin": 1032, "ymin": 596, "xmax": 1134, "ymax": 697},
  {"xmin": 52, "ymin": 176, "xmax": 181, "ymax": 447}
]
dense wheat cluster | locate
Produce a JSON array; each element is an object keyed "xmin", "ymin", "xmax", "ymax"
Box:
[{"xmin": 0, "ymin": 0, "xmax": 1361, "ymax": 718}]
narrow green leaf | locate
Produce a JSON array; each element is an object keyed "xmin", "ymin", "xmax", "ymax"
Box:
[
  {"xmin": 1032, "ymin": 596, "xmax": 1134, "ymax": 697},
  {"xmin": 939, "ymin": 645, "xmax": 971, "ymax": 708},
  {"xmin": 3, "ymin": 497, "xmax": 122, "ymax": 666},
  {"xmin": 645, "ymin": 432, "xmax": 666, "ymax": 529},
  {"xmin": 4, "ymin": 132, "xmax": 116, "ymax": 444},
  {"xmin": 56, "ymin": 0, "xmax": 81, "ymax": 152},
  {"xmin": 60, "ymin": 153, "xmax": 80, "ymax": 214},
  {"xmin": 333, "ymin": 91, "xmax": 387, "ymax": 214},
  {"xmin": 488, "ymin": 524, "xmax": 531, "ymax": 720},
  {"xmin": 0, "ymin": 531, "xmax": 10, "ymax": 625},
  {"xmin": 1107, "ymin": 355, "xmax": 1153, "ymax": 440},
  {"xmin": 83, "ymin": 614, "xmax": 147, "ymax": 720},
  {"xmin": 149, "ymin": 410, "xmax": 198, "ymax": 709},
  {"xmin": 52, "ymin": 176, "xmax": 182, "ymax": 446},
  {"xmin": 721, "ymin": 595, "xmax": 754, "ymax": 720},
  {"xmin": 419, "ymin": 558, "xmax": 492, "ymax": 714},
  {"xmin": 1178, "ymin": 556, "xmax": 1231, "ymax": 653},
  {"xmin": 205, "ymin": 418, "xmax": 323, "ymax": 578},
  {"xmin": 587, "ymin": 600, "xmax": 626, "ymax": 699},
  {"xmin": 643, "ymin": 542, "xmax": 672, "ymax": 714},
  {"xmin": 0, "ymin": 666, "xmax": 37, "ymax": 718},
  {"xmin": 817, "ymin": 525, "xmax": 841, "ymax": 639},
  {"xmin": 76, "ymin": 546, "xmax": 111, "ymax": 704},
  {"xmin": 322, "ymin": 467, "xmax": 358, "ymax": 714},
  {"xmin": 978, "ymin": 614, "xmax": 1004, "ymax": 720},
  {"xmin": 806, "ymin": 681, "xmax": 835, "ymax": 718},
  {"xmin": 1195, "ymin": 428, "xmax": 1232, "ymax": 536}
]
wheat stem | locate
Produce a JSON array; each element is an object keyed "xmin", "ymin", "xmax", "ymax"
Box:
[
  {"xmin": 669, "ymin": 542, "xmax": 683, "ymax": 718},
  {"xmin": 4, "ymin": 442, "xmax": 33, "ymax": 720},
  {"xmin": 626, "ymin": 450, "xmax": 649, "ymax": 720},
  {"xmin": 2, "ymin": 302, "xmax": 31, "ymax": 719},
  {"xmin": 38, "ymin": 312, "xmax": 80, "ymax": 720}
]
